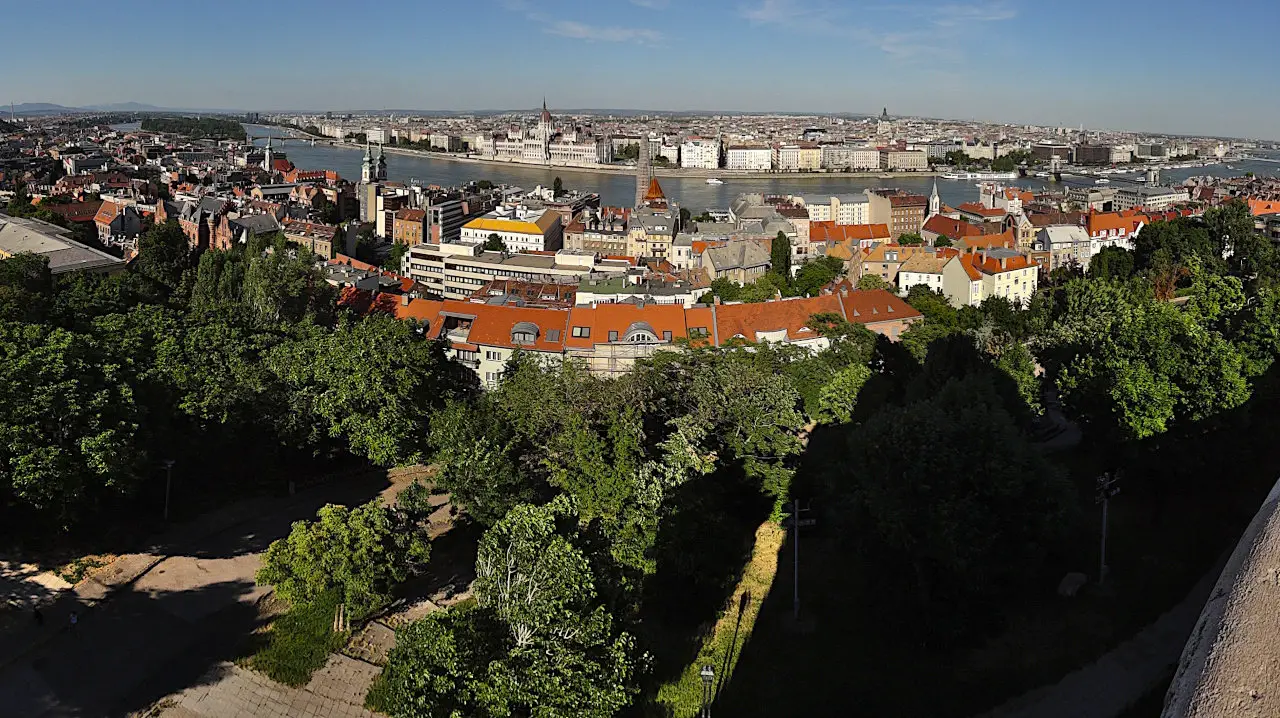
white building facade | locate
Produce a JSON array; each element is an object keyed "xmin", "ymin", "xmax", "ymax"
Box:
[
  {"xmin": 681, "ymin": 139, "xmax": 720, "ymax": 169},
  {"xmin": 725, "ymin": 146, "xmax": 773, "ymax": 171}
]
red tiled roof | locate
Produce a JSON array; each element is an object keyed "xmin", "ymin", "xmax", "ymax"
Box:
[
  {"xmin": 957, "ymin": 202, "xmax": 1007, "ymax": 217},
  {"xmin": 94, "ymin": 200, "xmax": 122, "ymax": 225},
  {"xmin": 959, "ymin": 230, "xmax": 1016, "ymax": 251},
  {"xmin": 962, "ymin": 251, "xmax": 1035, "ymax": 276},
  {"xmin": 565, "ymin": 303, "xmax": 689, "ymax": 350},
  {"xmin": 447, "ymin": 300, "xmax": 569, "ymax": 352},
  {"xmin": 716, "ymin": 295, "xmax": 844, "ymax": 343},
  {"xmin": 810, "ymin": 221, "xmax": 892, "ymax": 243},
  {"xmin": 837, "ymin": 289, "xmax": 923, "ymax": 325},
  {"xmin": 1086, "ymin": 210, "xmax": 1148, "ymax": 237},
  {"xmin": 1249, "ymin": 199, "xmax": 1280, "ymax": 216},
  {"xmin": 42, "ymin": 200, "xmax": 103, "ymax": 223},
  {"xmin": 922, "ymin": 215, "xmax": 982, "ymax": 238},
  {"xmin": 395, "ymin": 208, "xmax": 426, "ymax": 222},
  {"xmin": 644, "ymin": 177, "xmax": 666, "ymax": 201},
  {"xmin": 394, "ymin": 297, "xmax": 444, "ymax": 325}
]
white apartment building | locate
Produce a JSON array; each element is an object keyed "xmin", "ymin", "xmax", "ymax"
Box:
[
  {"xmin": 801, "ymin": 195, "xmax": 870, "ymax": 225},
  {"xmin": 402, "ymin": 242, "xmax": 631, "ymax": 300},
  {"xmin": 1115, "ymin": 186, "xmax": 1191, "ymax": 212},
  {"xmin": 850, "ymin": 148, "xmax": 882, "ymax": 170},
  {"xmin": 820, "ymin": 144, "xmax": 853, "ymax": 170},
  {"xmin": 725, "ymin": 145, "xmax": 772, "ymax": 171},
  {"xmin": 880, "ymin": 150, "xmax": 929, "ymax": 170},
  {"xmin": 681, "ymin": 139, "xmax": 720, "ymax": 169},
  {"xmin": 896, "ymin": 253, "xmax": 948, "ymax": 297},
  {"xmin": 459, "ymin": 206, "xmax": 563, "ymax": 253},
  {"xmin": 773, "ymin": 143, "xmax": 822, "ymax": 171},
  {"xmin": 366, "ymin": 128, "xmax": 390, "ymax": 144}
]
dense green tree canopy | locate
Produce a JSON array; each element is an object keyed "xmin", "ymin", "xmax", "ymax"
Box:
[{"xmin": 257, "ymin": 499, "xmax": 429, "ymax": 618}]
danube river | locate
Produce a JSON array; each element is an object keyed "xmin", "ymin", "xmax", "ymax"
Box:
[{"xmin": 127, "ymin": 122, "xmax": 1280, "ymax": 212}]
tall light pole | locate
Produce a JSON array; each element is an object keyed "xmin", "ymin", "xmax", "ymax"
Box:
[
  {"xmin": 162, "ymin": 459, "xmax": 176, "ymax": 521},
  {"xmin": 793, "ymin": 498, "xmax": 800, "ymax": 622},
  {"xmin": 1096, "ymin": 471, "xmax": 1120, "ymax": 585},
  {"xmin": 700, "ymin": 665, "xmax": 715, "ymax": 718}
]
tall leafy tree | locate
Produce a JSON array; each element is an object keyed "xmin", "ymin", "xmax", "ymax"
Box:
[
  {"xmin": 770, "ymin": 230, "xmax": 791, "ymax": 280},
  {"xmin": 134, "ymin": 220, "xmax": 193, "ymax": 293},
  {"xmin": 257, "ymin": 499, "xmax": 429, "ymax": 618},
  {"xmin": 0, "ymin": 322, "xmax": 145, "ymax": 527},
  {"xmin": 371, "ymin": 497, "xmax": 643, "ymax": 718},
  {"xmin": 1049, "ymin": 281, "xmax": 1250, "ymax": 440},
  {"xmin": 270, "ymin": 314, "xmax": 474, "ymax": 465},
  {"xmin": 1088, "ymin": 246, "xmax": 1135, "ymax": 282},
  {"xmin": 823, "ymin": 376, "xmax": 1075, "ymax": 611}
]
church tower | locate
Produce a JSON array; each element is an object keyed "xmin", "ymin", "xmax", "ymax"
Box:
[
  {"xmin": 361, "ymin": 140, "xmax": 374, "ymax": 183},
  {"xmin": 262, "ymin": 136, "xmax": 274, "ymax": 171},
  {"xmin": 375, "ymin": 143, "xmax": 388, "ymax": 181},
  {"xmin": 539, "ymin": 98, "xmax": 553, "ymax": 144},
  {"xmin": 929, "ymin": 178, "xmax": 941, "ymax": 217}
]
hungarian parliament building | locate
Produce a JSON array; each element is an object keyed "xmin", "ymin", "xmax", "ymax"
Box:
[{"xmin": 475, "ymin": 101, "xmax": 613, "ymax": 167}]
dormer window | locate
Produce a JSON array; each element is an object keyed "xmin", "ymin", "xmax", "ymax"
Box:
[{"xmin": 511, "ymin": 321, "xmax": 539, "ymax": 345}]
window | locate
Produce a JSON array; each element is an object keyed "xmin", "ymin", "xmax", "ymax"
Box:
[
  {"xmin": 689, "ymin": 327, "xmax": 708, "ymax": 338},
  {"xmin": 608, "ymin": 330, "xmax": 619, "ymax": 342},
  {"xmin": 486, "ymin": 350, "xmax": 502, "ymax": 361},
  {"xmin": 546, "ymin": 329, "xmax": 560, "ymax": 342},
  {"xmin": 571, "ymin": 326, "xmax": 590, "ymax": 338},
  {"xmin": 662, "ymin": 331, "xmax": 673, "ymax": 341}
]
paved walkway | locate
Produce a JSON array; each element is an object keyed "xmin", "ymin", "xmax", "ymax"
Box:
[
  {"xmin": 0, "ymin": 472, "xmax": 405, "ymax": 717},
  {"xmin": 162, "ymin": 655, "xmax": 379, "ymax": 718},
  {"xmin": 975, "ymin": 555, "xmax": 1227, "ymax": 718}
]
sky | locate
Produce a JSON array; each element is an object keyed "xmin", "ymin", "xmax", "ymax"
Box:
[{"xmin": 5, "ymin": 0, "xmax": 1279, "ymax": 139}]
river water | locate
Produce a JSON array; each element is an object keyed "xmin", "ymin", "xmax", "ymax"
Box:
[{"xmin": 114, "ymin": 122, "xmax": 1280, "ymax": 211}]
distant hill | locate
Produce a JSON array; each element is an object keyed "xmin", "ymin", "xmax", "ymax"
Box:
[
  {"xmin": 6, "ymin": 101, "xmax": 248, "ymax": 116},
  {"xmin": 7, "ymin": 102, "xmax": 77, "ymax": 116},
  {"xmin": 82, "ymin": 102, "xmax": 167, "ymax": 112}
]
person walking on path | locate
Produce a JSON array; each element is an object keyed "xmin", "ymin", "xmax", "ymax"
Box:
[{"xmin": 68, "ymin": 611, "xmax": 78, "ymax": 636}]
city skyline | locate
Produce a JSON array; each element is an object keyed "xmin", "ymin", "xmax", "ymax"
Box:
[{"xmin": 6, "ymin": 0, "xmax": 1280, "ymax": 140}]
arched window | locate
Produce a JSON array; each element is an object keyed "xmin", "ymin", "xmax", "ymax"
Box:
[
  {"xmin": 511, "ymin": 321, "xmax": 539, "ymax": 345},
  {"xmin": 622, "ymin": 321, "xmax": 658, "ymax": 343}
]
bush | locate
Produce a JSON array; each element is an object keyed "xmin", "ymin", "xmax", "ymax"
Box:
[{"xmin": 250, "ymin": 589, "xmax": 348, "ymax": 686}]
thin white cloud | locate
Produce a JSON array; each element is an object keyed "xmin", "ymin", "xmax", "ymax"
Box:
[
  {"xmin": 545, "ymin": 20, "xmax": 663, "ymax": 44},
  {"xmin": 630, "ymin": 0, "xmax": 669, "ymax": 8},
  {"xmin": 931, "ymin": 1, "xmax": 1016, "ymax": 26},
  {"xmin": 505, "ymin": 1, "xmax": 664, "ymax": 45},
  {"xmin": 741, "ymin": 0, "xmax": 824, "ymax": 27}
]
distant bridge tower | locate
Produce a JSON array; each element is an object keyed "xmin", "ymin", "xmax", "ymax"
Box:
[
  {"xmin": 1147, "ymin": 167, "xmax": 1161, "ymax": 186},
  {"xmin": 1050, "ymin": 155, "xmax": 1064, "ymax": 182},
  {"xmin": 635, "ymin": 135, "xmax": 653, "ymax": 208}
]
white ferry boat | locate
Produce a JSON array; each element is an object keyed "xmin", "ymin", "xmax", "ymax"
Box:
[
  {"xmin": 1095, "ymin": 178, "xmax": 1111, "ymax": 184},
  {"xmin": 705, "ymin": 178, "xmax": 724, "ymax": 185}
]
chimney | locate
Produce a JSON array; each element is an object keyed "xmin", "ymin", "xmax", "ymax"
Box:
[
  {"xmin": 1000, "ymin": 256, "xmax": 1007, "ymax": 270},
  {"xmin": 981, "ymin": 250, "xmax": 988, "ymax": 263},
  {"xmin": 713, "ymin": 295, "xmax": 721, "ymax": 305},
  {"xmin": 401, "ymin": 294, "xmax": 411, "ymax": 307}
]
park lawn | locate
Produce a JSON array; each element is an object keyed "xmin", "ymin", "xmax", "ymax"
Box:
[
  {"xmin": 249, "ymin": 590, "xmax": 348, "ymax": 686},
  {"xmin": 712, "ymin": 403, "xmax": 1280, "ymax": 717},
  {"xmin": 655, "ymin": 522, "xmax": 785, "ymax": 718}
]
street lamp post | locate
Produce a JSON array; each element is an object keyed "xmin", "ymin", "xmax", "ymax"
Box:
[
  {"xmin": 162, "ymin": 459, "xmax": 176, "ymax": 521},
  {"xmin": 1096, "ymin": 471, "xmax": 1121, "ymax": 585},
  {"xmin": 700, "ymin": 665, "xmax": 715, "ymax": 718}
]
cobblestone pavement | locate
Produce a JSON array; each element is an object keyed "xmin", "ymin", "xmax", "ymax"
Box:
[
  {"xmin": 163, "ymin": 656, "xmax": 380, "ymax": 718},
  {"xmin": 0, "ymin": 474, "xmax": 400, "ymax": 717}
]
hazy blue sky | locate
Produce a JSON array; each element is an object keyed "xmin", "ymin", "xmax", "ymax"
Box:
[{"xmin": 6, "ymin": 0, "xmax": 1278, "ymax": 139}]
